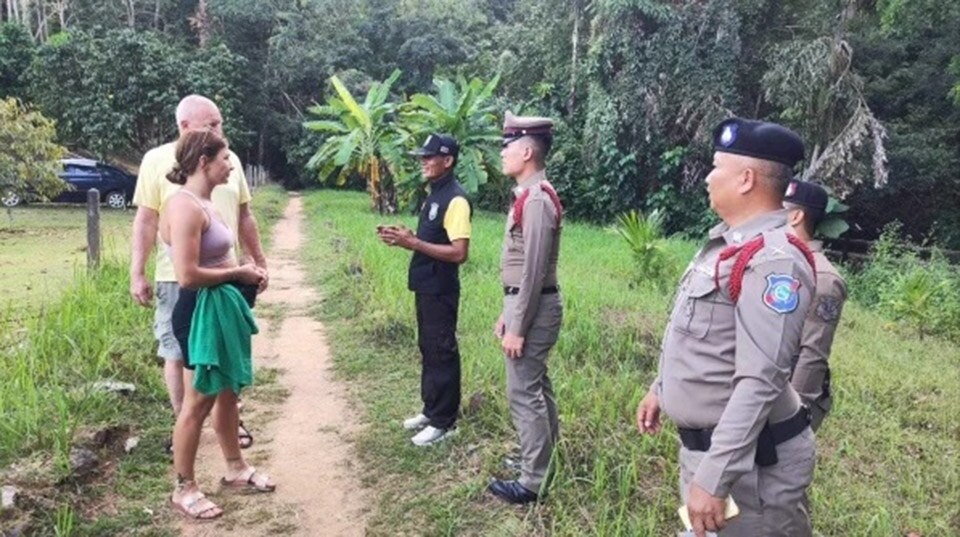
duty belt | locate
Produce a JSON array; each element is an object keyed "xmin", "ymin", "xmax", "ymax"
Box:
[
  {"xmin": 677, "ymin": 406, "xmax": 811, "ymax": 467},
  {"xmin": 504, "ymin": 285, "xmax": 560, "ymax": 296}
]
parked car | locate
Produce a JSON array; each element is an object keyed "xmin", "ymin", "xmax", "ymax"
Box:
[{"xmin": 1, "ymin": 158, "xmax": 137, "ymax": 209}]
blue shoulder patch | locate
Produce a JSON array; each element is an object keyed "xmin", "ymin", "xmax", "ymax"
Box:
[{"xmin": 762, "ymin": 273, "xmax": 801, "ymax": 313}]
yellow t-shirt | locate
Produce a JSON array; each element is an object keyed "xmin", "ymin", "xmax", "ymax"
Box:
[
  {"xmin": 443, "ymin": 196, "xmax": 471, "ymax": 241},
  {"xmin": 132, "ymin": 141, "xmax": 252, "ymax": 282}
]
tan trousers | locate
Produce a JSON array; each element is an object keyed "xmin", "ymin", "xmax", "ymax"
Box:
[
  {"xmin": 679, "ymin": 428, "xmax": 816, "ymax": 537},
  {"xmin": 502, "ymin": 293, "xmax": 563, "ymax": 493}
]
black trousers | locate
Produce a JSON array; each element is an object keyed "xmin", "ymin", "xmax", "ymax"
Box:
[{"xmin": 415, "ymin": 291, "xmax": 461, "ymax": 430}]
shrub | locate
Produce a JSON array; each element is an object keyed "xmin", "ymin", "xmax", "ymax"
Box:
[
  {"xmin": 851, "ymin": 222, "xmax": 960, "ymax": 340},
  {"xmin": 615, "ymin": 209, "xmax": 675, "ymax": 288}
]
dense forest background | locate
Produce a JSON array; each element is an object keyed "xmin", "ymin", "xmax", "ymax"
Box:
[{"xmin": 1, "ymin": 0, "xmax": 958, "ymax": 244}]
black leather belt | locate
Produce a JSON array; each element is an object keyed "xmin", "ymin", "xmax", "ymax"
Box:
[
  {"xmin": 678, "ymin": 406, "xmax": 811, "ymax": 467},
  {"xmin": 504, "ymin": 285, "xmax": 559, "ymax": 296}
]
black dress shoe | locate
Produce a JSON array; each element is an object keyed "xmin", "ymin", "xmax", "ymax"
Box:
[{"xmin": 487, "ymin": 479, "xmax": 539, "ymax": 504}]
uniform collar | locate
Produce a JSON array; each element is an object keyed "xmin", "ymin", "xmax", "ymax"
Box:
[
  {"xmin": 709, "ymin": 209, "xmax": 791, "ymax": 246},
  {"xmin": 512, "ymin": 170, "xmax": 546, "ymax": 197},
  {"xmin": 428, "ymin": 172, "xmax": 455, "ymax": 193},
  {"xmin": 808, "ymin": 239, "xmax": 824, "ymax": 253}
]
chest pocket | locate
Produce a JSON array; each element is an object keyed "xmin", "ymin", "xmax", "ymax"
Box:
[{"xmin": 674, "ymin": 272, "xmax": 718, "ymax": 339}]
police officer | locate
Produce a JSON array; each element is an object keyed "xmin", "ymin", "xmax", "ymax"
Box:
[
  {"xmin": 784, "ymin": 180, "xmax": 847, "ymax": 431},
  {"xmin": 378, "ymin": 133, "xmax": 472, "ymax": 446},
  {"xmin": 637, "ymin": 118, "xmax": 818, "ymax": 536},
  {"xmin": 488, "ymin": 112, "xmax": 564, "ymax": 505}
]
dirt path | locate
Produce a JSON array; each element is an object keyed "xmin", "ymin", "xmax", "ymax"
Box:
[{"xmin": 182, "ymin": 194, "xmax": 368, "ymax": 536}]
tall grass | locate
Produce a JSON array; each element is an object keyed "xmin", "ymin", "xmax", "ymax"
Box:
[
  {"xmin": 303, "ymin": 190, "xmax": 960, "ymax": 536},
  {"xmin": 0, "ymin": 261, "xmax": 162, "ymax": 469}
]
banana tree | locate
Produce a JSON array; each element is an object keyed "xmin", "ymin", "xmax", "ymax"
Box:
[
  {"xmin": 304, "ymin": 70, "xmax": 408, "ymax": 213},
  {"xmin": 398, "ymin": 75, "xmax": 503, "ymax": 203}
]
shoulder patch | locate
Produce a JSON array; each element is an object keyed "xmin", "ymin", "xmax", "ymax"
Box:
[
  {"xmin": 762, "ymin": 273, "xmax": 801, "ymax": 313},
  {"xmin": 815, "ymin": 295, "xmax": 842, "ymax": 323}
]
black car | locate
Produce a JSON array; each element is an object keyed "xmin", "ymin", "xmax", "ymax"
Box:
[{"xmin": 1, "ymin": 158, "xmax": 137, "ymax": 209}]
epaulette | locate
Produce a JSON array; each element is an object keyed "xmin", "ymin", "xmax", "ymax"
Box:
[
  {"xmin": 512, "ymin": 181, "xmax": 564, "ymax": 228},
  {"xmin": 714, "ymin": 233, "xmax": 815, "ymax": 303}
]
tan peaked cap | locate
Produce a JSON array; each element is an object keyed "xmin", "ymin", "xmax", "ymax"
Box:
[{"xmin": 502, "ymin": 111, "xmax": 554, "ymax": 139}]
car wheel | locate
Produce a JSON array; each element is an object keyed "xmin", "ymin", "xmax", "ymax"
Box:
[
  {"xmin": 1, "ymin": 191, "xmax": 22, "ymax": 207},
  {"xmin": 105, "ymin": 190, "xmax": 127, "ymax": 209}
]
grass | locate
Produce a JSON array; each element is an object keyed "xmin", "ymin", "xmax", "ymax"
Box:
[
  {"xmin": 302, "ymin": 190, "xmax": 960, "ymax": 536},
  {"xmin": 0, "ymin": 184, "xmax": 288, "ymax": 320},
  {"xmin": 0, "ymin": 205, "xmax": 134, "ymax": 316},
  {"xmin": 0, "ymin": 184, "xmax": 288, "ymax": 536}
]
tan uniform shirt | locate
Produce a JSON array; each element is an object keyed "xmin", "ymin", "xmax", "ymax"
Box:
[
  {"xmin": 790, "ymin": 241, "xmax": 846, "ymax": 429},
  {"xmin": 500, "ymin": 171, "xmax": 561, "ymax": 337},
  {"xmin": 651, "ymin": 210, "xmax": 815, "ymax": 497}
]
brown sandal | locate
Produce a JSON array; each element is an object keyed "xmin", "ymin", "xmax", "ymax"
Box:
[
  {"xmin": 238, "ymin": 420, "xmax": 253, "ymax": 449},
  {"xmin": 220, "ymin": 466, "xmax": 276, "ymax": 493},
  {"xmin": 170, "ymin": 489, "xmax": 223, "ymax": 520}
]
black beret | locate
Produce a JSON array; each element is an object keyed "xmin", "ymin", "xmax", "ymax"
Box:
[
  {"xmin": 784, "ymin": 180, "xmax": 828, "ymax": 212},
  {"xmin": 713, "ymin": 118, "xmax": 805, "ymax": 168}
]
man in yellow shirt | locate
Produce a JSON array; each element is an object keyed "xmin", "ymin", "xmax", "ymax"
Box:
[
  {"xmin": 378, "ymin": 133, "xmax": 471, "ymax": 446},
  {"xmin": 129, "ymin": 95, "xmax": 268, "ymax": 448}
]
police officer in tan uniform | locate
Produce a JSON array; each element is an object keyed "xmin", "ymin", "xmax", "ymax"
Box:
[
  {"xmin": 488, "ymin": 112, "xmax": 564, "ymax": 505},
  {"xmin": 637, "ymin": 118, "xmax": 818, "ymax": 537},
  {"xmin": 784, "ymin": 180, "xmax": 847, "ymax": 431}
]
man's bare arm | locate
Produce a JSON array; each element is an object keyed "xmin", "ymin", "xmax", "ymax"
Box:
[{"xmin": 130, "ymin": 206, "xmax": 159, "ymax": 306}]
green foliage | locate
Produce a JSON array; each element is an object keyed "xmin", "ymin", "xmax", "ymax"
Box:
[
  {"xmin": 815, "ymin": 195, "xmax": 850, "ymax": 239},
  {"xmin": 950, "ymin": 55, "xmax": 960, "ymax": 107},
  {"xmin": 26, "ymin": 29, "xmax": 246, "ymax": 157},
  {"xmin": 852, "ymin": 222, "xmax": 960, "ymax": 341},
  {"xmin": 398, "ymin": 75, "xmax": 503, "ymax": 206},
  {"xmin": 0, "ymin": 22, "xmax": 34, "ymax": 99},
  {"xmin": 882, "ymin": 268, "xmax": 947, "ymax": 341},
  {"xmin": 0, "ymin": 98, "xmax": 67, "ymax": 204},
  {"xmin": 615, "ymin": 209, "xmax": 675, "ymax": 287},
  {"xmin": 305, "ymin": 70, "xmax": 407, "ymax": 213},
  {"xmin": 569, "ymin": 1, "xmax": 741, "ymax": 222},
  {"xmin": 2, "ymin": 0, "xmax": 960, "ymax": 245}
]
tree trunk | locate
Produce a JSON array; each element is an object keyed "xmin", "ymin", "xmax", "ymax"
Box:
[
  {"xmin": 368, "ymin": 157, "xmax": 381, "ymax": 213},
  {"xmin": 567, "ymin": 0, "xmax": 581, "ymax": 117},
  {"xmin": 191, "ymin": 0, "xmax": 211, "ymax": 48},
  {"xmin": 125, "ymin": 0, "xmax": 135, "ymax": 28},
  {"xmin": 154, "ymin": 0, "xmax": 161, "ymax": 29}
]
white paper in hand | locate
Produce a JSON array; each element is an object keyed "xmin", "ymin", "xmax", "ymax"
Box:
[{"xmin": 677, "ymin": 495, "xmax": 740, "ymax": 530}]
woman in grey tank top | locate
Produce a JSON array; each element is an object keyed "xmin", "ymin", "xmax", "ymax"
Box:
[{"xmin": 159, "ymin": 129, "xmax": 274, "ymax": 520}]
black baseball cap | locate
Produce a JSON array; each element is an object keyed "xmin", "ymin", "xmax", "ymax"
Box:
[
  {"xmin": 784, "ymin": 180, "xmax": 829, "ymax": 212},
  {"xmin": 409, "ymin": 133, "xmax": 459, "ymax": 158},
  {"xmin": 713, "ymin": 118, "xmax": 805, "ymax": 168}
]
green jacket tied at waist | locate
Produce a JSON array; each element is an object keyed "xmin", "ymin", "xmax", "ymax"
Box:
[{"xmin": 189, "ymin": 284, "xmax": 259, "ymax": 396}]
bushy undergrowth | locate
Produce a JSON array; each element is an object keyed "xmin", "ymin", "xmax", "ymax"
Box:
[
  {"xmin": 614, "ymin": 209, "xmax": 680, "ymax": 290},
  {"xmin": 850, "ymin": 222, "xmax": 960, "ymax": 341}
]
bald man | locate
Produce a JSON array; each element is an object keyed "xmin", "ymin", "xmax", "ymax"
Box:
[
  {"xmin": 130, "ymin": 95, "xmax": 268, "ymax": 450},
  {"xmin": 637, "ymin": 118, "xmax": 817, "ymax": 536}
]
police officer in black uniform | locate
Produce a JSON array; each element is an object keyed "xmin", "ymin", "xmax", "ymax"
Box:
[{"xmin": 378, "ymin": 133, "xmax": 473, "ymax": 446}]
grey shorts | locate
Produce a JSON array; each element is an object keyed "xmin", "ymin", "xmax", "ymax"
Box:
[{"xmin": 154, "ymin": 282, "xmax": 183, "ymax": 361}]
